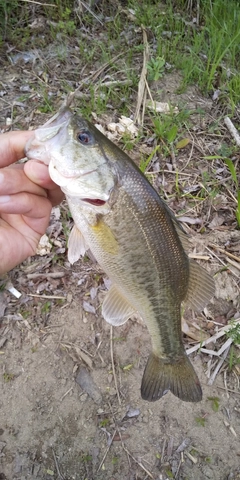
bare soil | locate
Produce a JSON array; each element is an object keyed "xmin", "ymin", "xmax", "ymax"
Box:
[{"xmin": 0, "ymin": 9, "xmax": 240, "ymax": 480}]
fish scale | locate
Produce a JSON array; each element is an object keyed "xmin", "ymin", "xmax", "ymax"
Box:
[{"xmin": 25, "ymin": 108, "xmax": 215, "ymax": 403}]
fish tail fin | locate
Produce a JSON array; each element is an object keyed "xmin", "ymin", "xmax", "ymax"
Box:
[{"xmin": 141, "ymin": 353, "xmax": 202, "ymax": 403}]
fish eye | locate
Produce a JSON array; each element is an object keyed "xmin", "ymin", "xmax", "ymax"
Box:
[{"xmin": 77, "ymin": 130, "xmax": 92, "ymax": 145}]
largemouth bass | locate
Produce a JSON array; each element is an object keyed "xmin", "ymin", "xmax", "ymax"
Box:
[{"xmin": 26, "ymin": 108, "xmax": 215, "ymax": 403}]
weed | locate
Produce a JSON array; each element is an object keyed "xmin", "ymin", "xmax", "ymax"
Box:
[
  {"xmin": 227, "ymin": 321, "xmax": 240, "ymax": 345},
  {"xmin": 3, "ymin": 372, "xmax": 14, "ymax": 382},
  {"xmin": 20, "ymin": 309, "xmax": 30, "ymax": 319},
  {"xmin": 204, "ymin": 155, "xmax": 239, "ymax": 222},
  {"xmin": 165, "ymin": 468, "xmax": 174, "ymax": 478},
  {"xmin": 227, "ymin": 345, "xmax": 240, "ymax": 371},
  {"xmin": 147, "ymin": 56, "xmax": 165, "ymax": 81},
  {"xmin": 80, "ymin": 454, "xmax": 92, "ymax": 463},
  {"xmin": 207, "ymin": 396, "xmax": 220, "ymax": 412},
  {"xmin": 195, "ymin": 416, "xmax": 206, "ymax": 427},
  {"xmin": 122, "ymin": 363, "xmax": 133, "ymax": 372},
  {"xmin": 205, "ymin": 457, "xmax": 212, "ymax": 464},
  {"xmin": 99, "ymin": 418, "xmax": 110, "ymax": 428},
  {"xmin": 139, "ymin": 145, "xmax": 160, "ymax": 173},
  {"xmin": 224, "ymin": 158, "xmax": 240, "ymax": 227},
  {"xmin": 46, "ymin": 469, "xmax": 54, "ymax": 476},
  {"xmin": 41, "ymin": 301, "xmax": 52, "ymax": 315}
]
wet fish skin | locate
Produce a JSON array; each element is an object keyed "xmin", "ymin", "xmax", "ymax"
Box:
[{"xmin": 26, "ymin": 109, "xmax": 215, "ymax": 403}]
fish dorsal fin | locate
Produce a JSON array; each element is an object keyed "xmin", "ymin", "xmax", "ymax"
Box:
[
  {"xmin": 185, "ymin": 259, "xmax": 215, "ymax": 311},
  {"xmin": 102, "ymin": 285, "xmax": 136, "ymax": 326},
  {"xmin": 68, "ymin": 225, "xmax": 88, "ymax": 264},
  {"xmin": 173, "ymin": 221, "xmax": 190, "ymax": 253}
]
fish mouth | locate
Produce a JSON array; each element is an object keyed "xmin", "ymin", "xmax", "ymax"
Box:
[{"xmin": 49, "ymin": 163, "xmax": 109, "ymax": 205}]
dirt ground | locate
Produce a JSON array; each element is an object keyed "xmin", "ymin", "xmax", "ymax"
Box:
[
  {"xmin": 0, "ymin": 8, "xmax": 240, "ymax": 480},
  {"xmin": 0, "ymin": 240, "xmax": 240, "ymax": 480}
]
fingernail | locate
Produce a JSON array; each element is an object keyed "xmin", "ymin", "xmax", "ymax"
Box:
[{"xmin": 0, "ymin": 195, "xmax": 10, "ymax": 203}]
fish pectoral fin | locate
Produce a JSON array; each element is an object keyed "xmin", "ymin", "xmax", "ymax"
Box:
[
  {"xmin": 186, "ymin": 259, "xmax": 215, "ymax": 311},
  {"xmin": 68, "ymin": 224, "xmax": 88, "ymax": 264},
  {"xmin": 102, "ymin": 285, "xmax": 136, "ymax": 326},
  {"xmin": 141, "ymin": 353, "xmax": 202, "ymax": 403}
]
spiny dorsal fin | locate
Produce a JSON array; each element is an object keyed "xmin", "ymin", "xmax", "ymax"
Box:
[
  {"xmin": 173, "ymin": 221, "xmax": 190, "ymax": 253},
  {"xmin": 185, "ymin": 259, "xmax": 215, "ymax": 311},
  {"xmin": 68, "ymin": 225, "xmax": 88, "ymax": 264},
  {"xmin": 102, "ymin": 285, "xmax": 136, "ymax": 326}
]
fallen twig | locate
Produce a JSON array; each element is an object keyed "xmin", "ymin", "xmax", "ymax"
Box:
[
  {"xmin": 208, "ymin": 343, "xmax": 231, "ymax": 385},
  {"xmin": 122, "ymin": 445, "xmax": 154, "ymax": 479},
  {"xmin": 224, "ymin": 116, "xmax": 240, "ymax": 147},
  {"xmin": 52, "ymin": 448, "xmax": 65, "ymax": 480},
  {"xmin": 186, "ymin": 318, "xmax": 240, "ymax": 356},
  {"xmin": 110, "ymin": 326, "xmax": 121, "ymax": 405},
  {"xmin": 97, "ymin": 429, "xmax": 116, "ymax": 473},
  {"xmin": 27, "ymin": 294, "xmax": 66, "ymax": 299},
  {"xmin": 209, "ymin": 243, "xmax": 240, "ymax": 263},
  {"xmin": 134, "ymin": 26, "xmax": 149, "ymax": 125}
]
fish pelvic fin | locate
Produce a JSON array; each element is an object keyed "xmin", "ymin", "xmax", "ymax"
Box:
[
  {"xmin": 102, "ymin": 285, "xmax": 136, "ymax": 326},
  {"xmin": 186, "ymin": 259, "xmax": 215, "ymax": 311},
  {"xmin": 68, "ymin": 225, "xmax": 88, "ymax": 264},
  {"xmin": 141, "ymin": 353, "xmax": 202, "ymax": 403}
]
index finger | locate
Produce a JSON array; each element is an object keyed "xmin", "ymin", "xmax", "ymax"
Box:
[{"xmin": 0, "ymin": 130, "xmax": 34, "ymax": 167}]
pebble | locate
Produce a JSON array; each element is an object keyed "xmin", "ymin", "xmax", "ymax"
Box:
[
  {"xmin": 80, "ymin": 393, "xmax": 88, "ymax": 402},
  {"xmin": 76, "ymin": 367, "xmax": 102, "ymax": 404}
]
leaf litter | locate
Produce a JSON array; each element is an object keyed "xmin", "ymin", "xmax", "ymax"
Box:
[{"xmin": 0, "ymin": 3, "xmax": 240, "ymax": 480}]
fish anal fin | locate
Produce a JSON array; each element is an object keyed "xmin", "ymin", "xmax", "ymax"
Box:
[
  {"xmin": 186, "ymin": 259, "xmax": 215, "ymax": 311},
  {"xmin": 68, "ymin": 224, "xmax": 88, "ymax": 264},
  {"xmin": 102, "ymin": 285, "xmax": 136, "ymax": 326},
  {"xmin": 141, "ymin": 353, "xmax": 202, "ymax": 403}
]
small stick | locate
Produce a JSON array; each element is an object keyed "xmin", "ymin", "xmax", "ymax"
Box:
[
  {"xmin": 208, "ymin": 344, "xmax": 230, "ymax": 385},
  {"xmin": 76, "ymin": 0, "xmax": 103, "ymax": 25},
  {"xmin": 60, "ymin": 387, "xmax": 73, "ymax": 402},
  {"xmin": 224, "ymin": 117, "xmax": 240, "ymax": 147},
  {"xmin": 223, "ymin": 370, "xmax": 230, "ymax": 399},
  {"xmin": 224, "ymin": 420, "xmax": 237, "ymax": 437},
  {"xmin": 134, "ymin": 26, "xmax": 149, "ymax": 125},
  {"xmin": 20, "ymin": 0, "xmax": 56, "ymax": 5},
  {"xmin": 107, "ymin": 402, "xmax": 131, "ymax": 468},
  {"xmin": 110, "ymin": 326, "xmax": 121, "ymax": 405},
  {"xmin": 27, "ymin": 294, "xmax": 66, "ymax": 299},
  {"xmin": 227, "ymin": 258, "xmax": 240, "ymax": 271},
  {"xmin": 27, "ymin": 272, "xmax": 65, "ymax": 279},
  {"xmin": 97, "ymin": 429, "xmax": 116, "ymax": 473},
  {"xmin": 208, "ymin": 384, "xmax": 240, "ymax": 395},
  {"xmin": 188, "ymin": 254, "xmax": 210, "ymax": 260},
  {"xmin": 186, "ymin": 318, "xmax": 240, "ymax": 355},
  {"xmin": 185, "ymin": 451, "xmax": 198, "ymax": 464},
  {"xmin": 209, "ymin": 243, "xmax": 240, "ymax": 263},
  {"xmin": 161, "ymin": 438, "xmax": 167, "ymax": 463},
  {"xmin": 174, "ymin": 457, "xmax": 183, "ymax": 479},
  {"xmin": 122, "ymin": 445, "xmax": 154, "ymax": 479},
  {"xmin": 205, "ymin": 245, "xmax": 239, "ymax": 279},
  {"xmin": 52, "ymin": 449, "xmax": 65, "ymax": 480}
]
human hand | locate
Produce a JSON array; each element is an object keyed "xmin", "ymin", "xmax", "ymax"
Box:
[{"xmin": 0, "ymin": 130, "xmax": 64, "ymax": 275}]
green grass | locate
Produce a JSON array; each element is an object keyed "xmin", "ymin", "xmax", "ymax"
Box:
[
  {"xmin": 131, "ymin": 0, "xmax": 240, "ymax": 107},
  {"xmin": 0, "ymin": 0, "xmax": 239, "ymax": 221},
  {"xmin": 204, "ymin": 155, "xmax": 240, "ymax": 227},
  {"xmin": 1, "ymin": 0, "xmax": 239, "ymax": 106}
]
